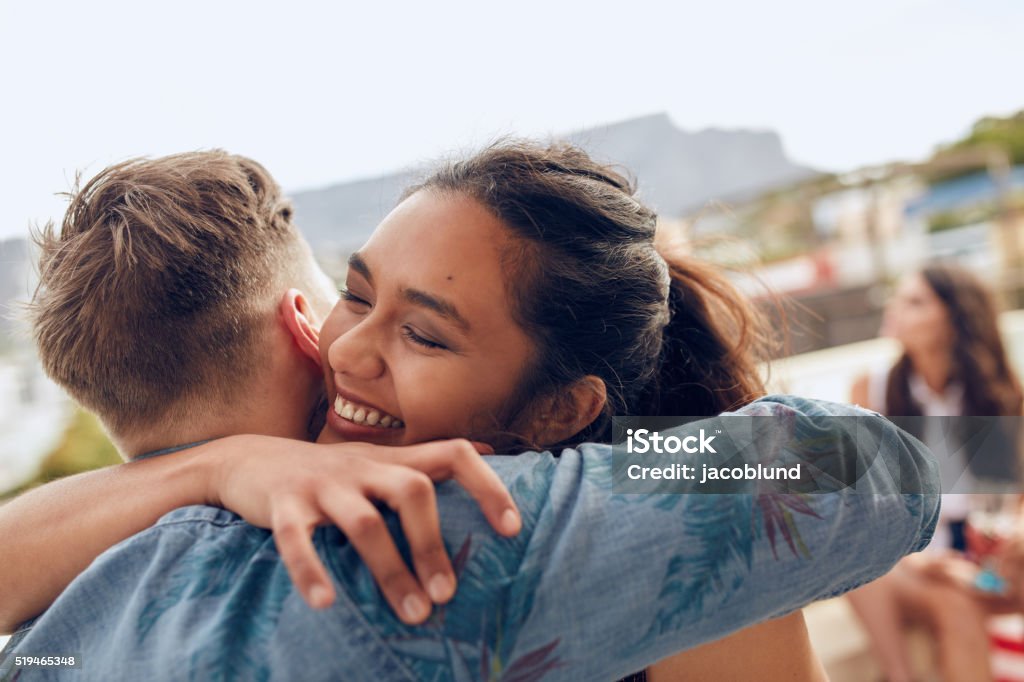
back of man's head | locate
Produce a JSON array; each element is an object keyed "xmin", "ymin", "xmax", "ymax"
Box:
[{"xmin": 30, "ymin": 150, "xmax": 317, "ymax": 441}]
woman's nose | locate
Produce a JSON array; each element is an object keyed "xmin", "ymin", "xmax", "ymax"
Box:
[{"xmin": 327, "ymin": 322, "xmax": 385, "ymax": 379}]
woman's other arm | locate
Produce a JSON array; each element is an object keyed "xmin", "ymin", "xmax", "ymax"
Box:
[{"xmin": 647, "ymin": 612, "xmax": 827, "ymax": 682}]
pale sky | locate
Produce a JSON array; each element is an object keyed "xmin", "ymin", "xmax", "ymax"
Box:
[{"xmin": 1, "ymin": 0, "xmax": 1021, "ymax": 240}]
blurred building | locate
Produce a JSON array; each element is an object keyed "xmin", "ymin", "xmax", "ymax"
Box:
[{"xmin": 678, "ymin": 157, "xmax": 1024, "ymax": 357}]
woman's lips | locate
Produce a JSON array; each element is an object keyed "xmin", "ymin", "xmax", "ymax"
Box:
[
  {"xmin": 332, "ymin": 394, "xmax": 403, "ymax": 429},
  {"xmin": 325, "ymin": 393, "xmax": 405, "ymax": 441},
  {"xmin": 325, "ymin": 404, "xmax": 405, "ymax": 440},
  {"xmin": 333, "ymin": 381, "xmax": 402, "ymax": 421}
]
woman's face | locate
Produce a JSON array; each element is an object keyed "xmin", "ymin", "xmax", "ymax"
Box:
[
  {"xmin": 317, "ymin": 190, "xmax": 536, "ymax": 447},
  {"xmin": 880, "ymin": 273, "xmax": 953, "ymax": 353}
]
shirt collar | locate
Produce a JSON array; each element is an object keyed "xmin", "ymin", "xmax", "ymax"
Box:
[{"xmin": 133, "ymin": 440, "xmax": 213, "ymax": 462}]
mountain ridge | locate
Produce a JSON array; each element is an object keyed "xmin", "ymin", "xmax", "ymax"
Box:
[
  {"xmin": 291, "ymin": 112, "xmax": 818, "ymax": 253},
  {"xmin": 1, "ymin": 112, "xmax": 818, "ymax": 342}
]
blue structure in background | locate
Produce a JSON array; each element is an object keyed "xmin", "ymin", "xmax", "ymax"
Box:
[{"xmin": 905, "ymin": 166, "xmax": 1024, "ymax": 220}]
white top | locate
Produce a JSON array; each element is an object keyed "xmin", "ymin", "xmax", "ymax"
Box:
[{"xmin": 867, "ymin": 365, "xmax": 972, "ymax": 550}]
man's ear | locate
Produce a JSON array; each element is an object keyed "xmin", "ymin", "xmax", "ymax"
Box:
[
  {"xmin": 279, "ymin": 289, "xmax": 321, "ymax": 364},
  {"xmin": 527, "ymin": 375, "xmax": 607, "ymax": 447}
]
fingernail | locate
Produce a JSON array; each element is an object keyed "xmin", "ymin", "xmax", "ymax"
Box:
[
  {"xmin": 502, "ymin": 508, "xmax": 521, "ymax": 535},
  {"xmin": 428, "ymin": 573, "xmax": 455, "ymax": 602},
  {"xmin": 403, "ymin": 593, "xmax": 429, "ymax": 622},
  {"xmin": 309, "ymin": 585, "xmax": 332, "ymax": 609},
  {"xmin": 473, "ymin": 441, "xmax": 495, "ymax": 454}
]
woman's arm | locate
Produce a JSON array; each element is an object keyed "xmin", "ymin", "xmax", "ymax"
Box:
[
  {"xmin": 647, "ymin": 612, "xmax": 827, "ymax": 682},
  {"xmin": 0, "ymin": 446, "xmax": 213, "ymax": 632},
  {"xmin": 0, "ymin": 436, "xmax": 519, "ymax": 633},
  {"xmin": 850, "ymin": 372, "xmax": 870, "ymax": 408}
]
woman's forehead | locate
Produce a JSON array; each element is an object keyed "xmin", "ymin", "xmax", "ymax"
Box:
[
  {"xmin": 897, "ymin": 273, "xmax": 933, "ymax": 298},
  {"xmin": 365, "ymin": 191, "xmax": 507, "ymax": 267},
  {"xmin": 355, "ymin": 191, "xmax": 519, "ymax": 324}
]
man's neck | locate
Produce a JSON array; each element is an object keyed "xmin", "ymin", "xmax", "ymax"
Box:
[
  {"xmin": 118, "ymin": 410, "xmax": 285, "ymax": 460},
  {"xmin": 115, "ymin": 346, "xmax": 322, "ymax": 458},
  {"xmin": 119, "ymin": 423, "xmax": 237, "ymax": 460}
]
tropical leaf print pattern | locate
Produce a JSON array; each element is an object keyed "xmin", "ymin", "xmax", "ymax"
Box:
[
  {"xmin": 757, "ymin": 494, "xmax": 822, "ymax": 560},
  {"xmin": 383, "ymin": 455, "xmax": 570, "ymax": 681},
  {"xmin": 135, "ymin": 525, "xmax": 291, "ymax": 682}
]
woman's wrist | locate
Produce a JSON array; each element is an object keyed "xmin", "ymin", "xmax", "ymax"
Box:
[
  {"xmin": 191, "ymin": 435, "xmax": 249, "ymax": 509},
  {"xmin": 126, "ymin": 436, "xmax": 246, "ymax": 511}
]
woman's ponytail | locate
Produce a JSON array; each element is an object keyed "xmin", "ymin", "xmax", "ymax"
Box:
[{"xmin": 637, "ymin": 251, "xmax": 772, "ymax": 417}]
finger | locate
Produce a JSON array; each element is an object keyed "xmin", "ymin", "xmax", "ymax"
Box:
[
  {"xmin": 434, "ymin": 440, "xmax": 521, "ymax": 536},
  {"xmin": 318, "ymin": 489, "xmax": 432, "ymax": 625},
  {"xmin": 271, "ymin": 496, "xmax": 335, "ymax": 610},
  {"xmin": 469, "ymin": 440, "xmax": 495, "ymax": 455},
  {"xmin": 379, "ymin": 440, "xmax": 521, "ymax": 537},
  {"xmin": 360, "ymin": 465, "xmax": 456, "ymax": 605}
]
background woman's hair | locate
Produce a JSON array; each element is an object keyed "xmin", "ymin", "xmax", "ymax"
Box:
[
  {"xmin": 885, "ymin": 262, "xmax": 1024, "ymax": 418},
  {"xmin": 405, "ymin": 139, "xmax": 773, "ymax": 451}
]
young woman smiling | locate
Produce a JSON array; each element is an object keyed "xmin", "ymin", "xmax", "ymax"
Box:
[{"xmin": 315, "ymin": 144, "xmax": 769, "ymax": 454}]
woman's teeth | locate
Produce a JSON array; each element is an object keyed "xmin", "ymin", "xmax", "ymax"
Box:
[{"xmin": 333, "ymin": 396, "xmax": 403, "ymax": 429}]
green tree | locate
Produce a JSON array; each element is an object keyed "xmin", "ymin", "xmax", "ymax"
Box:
[
  {"xmin": 954, "ymin": 112, "xmax": 1024, "ymax": 164},
  {"xmin": 928, "ymin": 110, "xmax": 1024, "ymax": 184},
  {"xmin": 2, "ymin": 408, "xmax": 120, "ymax": 500}
]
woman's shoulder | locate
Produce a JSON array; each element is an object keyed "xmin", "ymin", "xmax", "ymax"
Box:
[
  {"xmin": 850, "ymin": 365, "xmax": 890, "ymax": 413},
  {"xmin": 849, "ymin": 374, "xmax": 871, "ymax": 408}
]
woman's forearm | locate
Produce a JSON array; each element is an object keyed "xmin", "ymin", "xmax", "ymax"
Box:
[
  {"xmin": 647, "ymin": 612, "xmax": 827, "ymax": 682},
  {"xmin": 0, "ymin": 446, "xmax": 216, "ymax": 633},
  {"xmin": 0, "ymin": 434, "xmax": 519, "ymax": 633}
]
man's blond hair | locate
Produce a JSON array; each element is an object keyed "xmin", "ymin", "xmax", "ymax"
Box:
[{"xmin": 30, "ymin": 150, "xmax": 309, "ymax": 435}]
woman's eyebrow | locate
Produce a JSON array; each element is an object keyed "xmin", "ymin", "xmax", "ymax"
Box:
[
  {"xmin": 403, "ymin": 288, "xmax": 471, "ymax": 332},
  {"xmin": 347, "ymin": 252, "xmax": 373, "ymax": 284},
  {"xmin": 349, "ymin": 251, "xmax": 470, "ymax": 331}
]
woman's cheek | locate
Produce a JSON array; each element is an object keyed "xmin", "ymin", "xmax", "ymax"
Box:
[{"xmin": 395, "ymin": 367, "xmax": 452, "ymax": 442}]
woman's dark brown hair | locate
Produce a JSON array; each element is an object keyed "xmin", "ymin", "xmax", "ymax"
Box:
[
  {"xmin": 885, "ymin": 262, "xmax": 1023, "ymax": 419},
  {"xmin": 405, "ymin": 139, "xmax": 773, "ymax": 451}
]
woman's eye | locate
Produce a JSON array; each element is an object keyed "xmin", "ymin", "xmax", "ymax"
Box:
[
  {"xmin": 402, "ymin": 326, "xmax": 447, "ymax": 350},
  {"xmin": 339, "ymin": 287, "xmax": 370, "ymax": 308}
]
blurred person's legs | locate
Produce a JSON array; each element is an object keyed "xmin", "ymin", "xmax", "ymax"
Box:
[
  {"xmin": 848, "ymin": 571, "xmax": 916, "ymax": 682},
  {"xmin": 848, "ymin": 555, "xmax": 992, "ymax": 682}
]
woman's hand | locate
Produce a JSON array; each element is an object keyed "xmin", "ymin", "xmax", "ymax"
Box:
[
  {"xmin": 202, "ymin": 435, "xmax": 521, "ymax": 624},
  {"xmin": 996, "ymin": 523, "xmax": 1024, "ymax": 609}
]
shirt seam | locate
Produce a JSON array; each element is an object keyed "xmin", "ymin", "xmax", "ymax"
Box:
[{"xmin": 153, "ymin": 516, "xmax": 249, "ymax": 530}]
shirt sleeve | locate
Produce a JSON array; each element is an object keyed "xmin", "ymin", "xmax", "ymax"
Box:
[{"xmin": 489, "ymin": 394, "xmax": 940, "ymax": 680}]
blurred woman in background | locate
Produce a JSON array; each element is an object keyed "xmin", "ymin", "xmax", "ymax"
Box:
[{"xmin": 847, "ymin": 262, "xmax": 1023, "ymax": 682}]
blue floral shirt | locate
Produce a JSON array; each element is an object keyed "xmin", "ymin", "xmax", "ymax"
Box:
[{"xmin": 0, "ymin": 396, "xmax": 939, "ymax": 681}]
